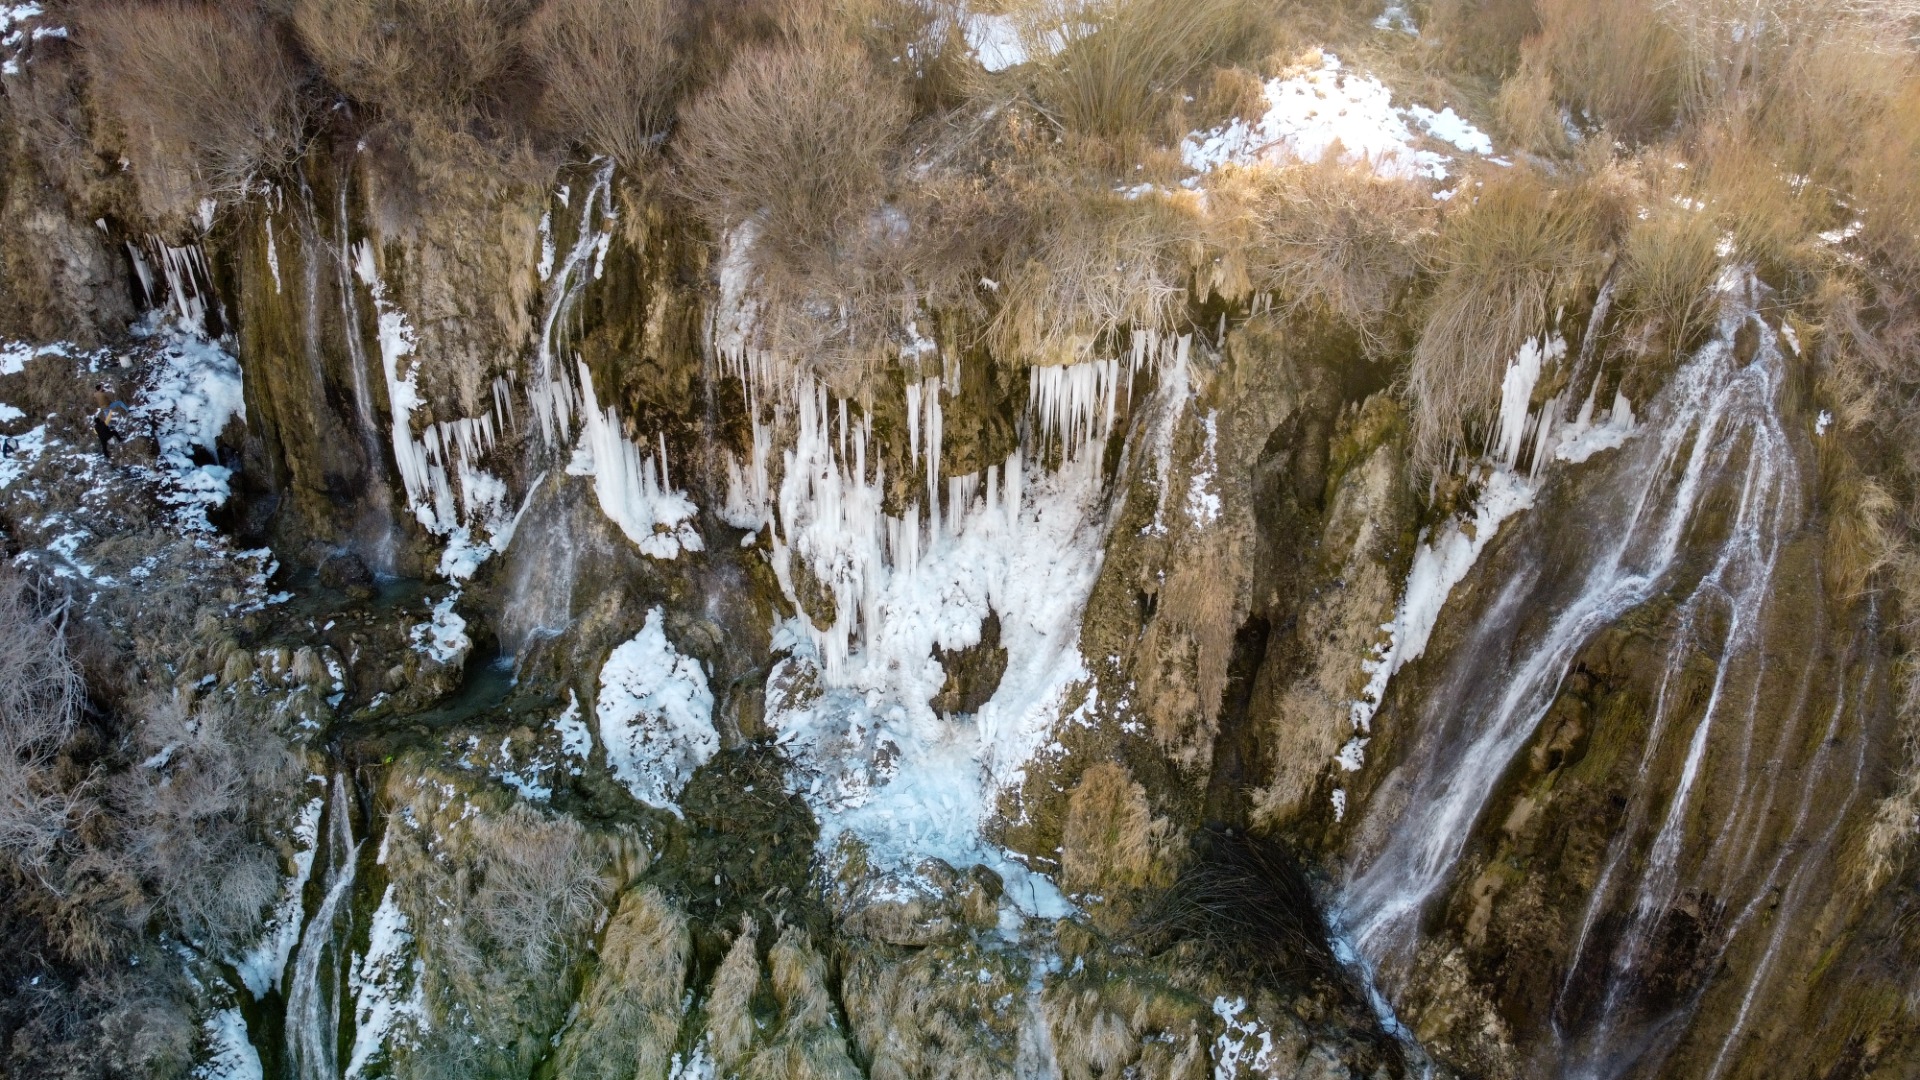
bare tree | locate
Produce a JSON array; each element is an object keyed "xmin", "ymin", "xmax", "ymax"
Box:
[{"xmin": 0, "ymin": 570, "xmax": 83, "ymax": 873}]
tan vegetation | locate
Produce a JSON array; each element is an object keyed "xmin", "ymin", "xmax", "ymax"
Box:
[
  {"xmin": 291, "ymin": 0, "xmax": 539, "ymax": 125},
  {"xmin": 1211, "ymin": 160, "xmax": 1434, "ymax": 353},
  {"xmin": 674, "ymin": 34, "xmax": 909, "ymax": 289},
  {"xmin": 82, "ymin": 1, "xmax": 307, "ymax": 222},
  {"xmin": 1407, "ymin": 167, "xmax": 1613, "ymax": 470},
  {"xmin": 1061, "ymin": 761, "xmax": 1176, "ymax": 893},
  {"xmin": 551, "ymin": 886, "xmax": 690, "ymax": 1079},
  {"xmin": 525, "ymin": 0, "xmax": 687, "ymax": 167},
  {"xmin": 1017, "ymin": 0, "xmax": 1271, "ymax": 141},
  {"xmin": 382, "ymin": 773, "xmax": 616, "ymax": 1077}
]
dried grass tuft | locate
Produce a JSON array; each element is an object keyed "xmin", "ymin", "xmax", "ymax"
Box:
[
  {"xmin": 82, "ymin": 1, "xmax": 307, "ymax": 222},
  {"xmin": 1407, "ymin": 166, "xmax": 1612, "ymax": 471},
  {"xmin": 525, "ymin": 0, "xmax": 688, "ymax": 168}
]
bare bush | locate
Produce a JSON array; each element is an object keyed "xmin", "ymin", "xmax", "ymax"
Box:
[
  {"xmin": 292, "ymin": 0, "xmax": 539, "ymax": 124},
  {"xmin": 1019, "ymin": 0, "xmax": 1269, "ymax": 141},
  {"xmin": 1408, "ymin": 167, "xmax": 1612, "ymax": 471},
  {"xmin": 467, "ymin": 803, "xmax": 605, "ymax": 971},
  {"xmin": 1213, "ymin": 161, "xmax": 1432, "ymax": 353},
  {"xmin": 990, "ymin": 184, "xmax": 1195, "ymax": 366},
  {"xmin": 115, "ymin": 695, "xmax": 298, "ymax": 953},
  {"xmin": 0, "ymin": 570, "xmax": 83, "ymax": 873},
  {"xmin": 1519, "ymin": 0, "xmax": 1687, "ymax": 143},
  {"xmin": 386, "ymin": 782, "xmax": 611, "ymax": 1070},
  {"xmin": 525, "ymin": 0, "xmax": 687, "ymax": 167},
  {"xmin": 675, "ymin": 35, "xmax": 909, "ymax": 281},
  {"xmin": 81, "ymin": 1, "xmax": 307, "ymax": 221}
]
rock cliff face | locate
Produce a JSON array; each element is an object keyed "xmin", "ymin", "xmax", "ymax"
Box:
[{"xmin": 0, "ymin": 18, "xmax": 1915, "ymax": 1080}]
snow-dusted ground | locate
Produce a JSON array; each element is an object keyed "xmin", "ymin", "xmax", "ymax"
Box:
[
  {"xmin": 191, "ymin": 1008, "xmax": 264, "ymax": 1080},
  {"xmin": 1183, "ymin": 52, "xmax": 1494, "ymax": 183}
]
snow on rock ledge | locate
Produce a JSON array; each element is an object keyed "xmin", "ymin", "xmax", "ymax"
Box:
[
  {"xmin": 596, "ymin": 607, "xmax": 718, "ymax": 815},
  {"xmin": 1182, "ymin": 52, "xmax": 1493, "ymax": 182}
]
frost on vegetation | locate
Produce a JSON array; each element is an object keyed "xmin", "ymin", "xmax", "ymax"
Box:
[
  {"xmin": 1182, "ymin": 53, "xmax": 1492, "ymax": 183},
  {"xmin": 191, "ymin": 1008, "xmax": 263, "ymax": 1080},
  {"xmin": 345, "ymin": 885, "xmax": 427, "ymax": 1080},
  {"xmin": 596, "ymin": 607, "xmax": 717, "ymax": 815},
  {"xmin": 567, "ymin": 364, "xmax": 701, "ymax": 559}
]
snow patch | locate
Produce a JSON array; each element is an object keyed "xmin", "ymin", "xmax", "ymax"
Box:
[
  {"xmin": 1182, "ymin": 53, "xmax": 1491, "ymax": 182},
  {"xmin": 596, "ymin": 607, "xmax": 717, "ymax": 815},
  {"xmin": 345, "ymin": 885, "xmax": 427, "ymax": 1079},
  {"xmin": 410, "ymin": 594, "xmax": 470, "ymax": 666},
  {"xmin": 964, "ymin": 13, "xmax": 1025, "ymax": 71},
  {"xmin": 192, "ymin": 1009, "xmax": 262, "ymax": 1080},
  {"xmin": 1212, "ymin": 997, "xmax": 1275, "ymax": 1079}
]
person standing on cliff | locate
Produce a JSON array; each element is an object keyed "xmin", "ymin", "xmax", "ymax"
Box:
[{"xmin": 90, "ymin": 380, "xmax": 127, "ymax": 461}]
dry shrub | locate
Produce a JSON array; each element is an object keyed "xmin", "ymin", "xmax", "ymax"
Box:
[
  {"xmin": 1018, "ymin": 0, "xmax": 1270, "ymax": 142},
  {"xmin": 292, "ymin": 0, "xmax": 539, "ymax": 125},
  {"xmin": 1846, "ymin": 74, "xmax": 1920, "ymax": 274},
  {"xmin": 1653, "ymin": 0, "xmax": 1920, "ymax": 109},
  {"xmin": 116, "ymin": 694, "xmax": 299, "ymax": 953},
  {"xmin": 551, "ymin": 886, "xmax": 689, "ymax": 1080},
  {"xmin": 1211, "ymin": 160, "xmax": 1432, "ymax": 353},
  {"xmin": 1615, "ymin": 181, "xmax": 1721, "ymax": 363},
  {"xmin": 705, "ymin": 919, "xmax": 760, "ymax": 1070},
  {"xmin": 1061, "ymin": 761, "xmax": 1175, "ymax": 893},
  {"xmin": 1426, "ymin": 0, "xmax": 1538, "ymax": 78},
  {"xmin": 0, "ymin": 570, "xmax": 82, "ymax": 873},
  {"xmin": 1133, "ymin": 828, "xmax": 1357, "ymax": 996},
  {"xmin": 1493, "ymin": 56, "xmax": 1570, "ymax": 156},
  {"xmin": 82, "ymin": 1, "xmax": 307, "ymax": 222},
  {"xmin": 1408, "ymin": 166, "xmax": 1611, "ymax": 470},
  {"xmin": 525, "ymin": 0, "xmax": 687, "ymax": 167},
  {"xmin": 991, "ymin": 185, "xmax": 1196, "ymax": 366},
  {"xmin": 675, "ymin": 35, "xmax": 909, "ymax": 284},
  {"xmin": 1518, "ymin": 0, "xmax": 1687, "ymax": 143},
  {"xmin": 390, "ymin": 786, "xmax": 611, "ymax": 1072},
  {"xmin": 1695, "ymin": 126, "xmax": 1813, "ymax": 275}
]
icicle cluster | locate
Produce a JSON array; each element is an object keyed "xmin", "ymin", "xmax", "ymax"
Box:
[
  {"xmin": 128, "ymin": 237, "xmax": 218, "ymax": 333},
  {"xmin": 567, "ymin": 364, "xmax": 701, "ymax": 560}
]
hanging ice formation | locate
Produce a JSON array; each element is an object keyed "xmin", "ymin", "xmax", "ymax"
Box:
[
  {"xmin": 566, "ymin": 363, "xmax": 701, "ymax": 558},
  {"xmin": 349, "ymin": 239, "xmax": 507, "ymax": 540},
  {"xmin": 128, "ymin": 237, "xmax": 220, "ymax": 333},
  {"xmin": 715, "ymin": 328, "xmax": 1189, "ymax": 682},
  {"xmin": 509, "ymin": 160, "xmax": 703, "ymax": 560}
]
